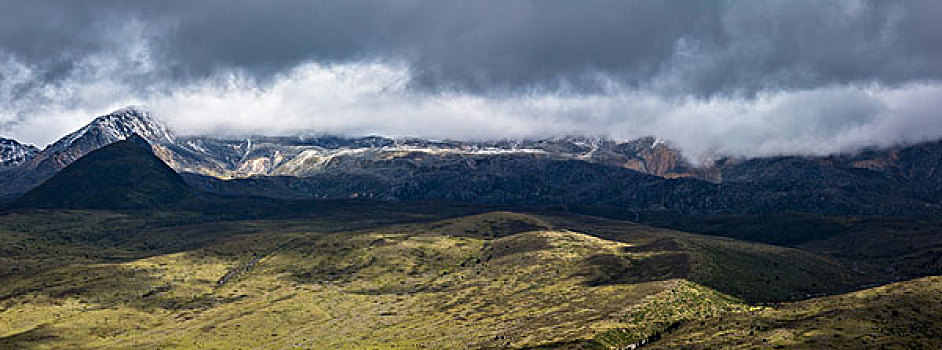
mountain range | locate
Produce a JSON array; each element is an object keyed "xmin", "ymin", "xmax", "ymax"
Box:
[
  {"xmin": 2, "ymin": 107, "xmax": 941, "ymax": 217},
  {"xmin": 2, "ymin": 107, "xmax": 942, "ymax": 349}
]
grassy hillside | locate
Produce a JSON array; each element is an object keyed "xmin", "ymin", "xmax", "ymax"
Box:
[
  {"xmin": 543, "ymin": 214, "xmax": 860, "ymax": 302},
  {"xmin": 649, "ymin": 276, "xmax": 942, "ymax": 349},
  {"xmin": 623, "ymin": 210, "xmax": 942, "ymax": 283},
  {"xmin": 0, "ymin": 207, "xmax": 869, "ymax": 349}
]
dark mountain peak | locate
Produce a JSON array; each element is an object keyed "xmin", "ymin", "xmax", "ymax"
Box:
[
  {"xmin": 14, "ymin": 136, "xmax": 196, "ymax": 210},
  {"xmin": 0, "ymin": 137, "xmax": 40, "ymax": 168},
  {"xmin": 124, "ymin": 132, "xmax": 154, "ymax": 150}
]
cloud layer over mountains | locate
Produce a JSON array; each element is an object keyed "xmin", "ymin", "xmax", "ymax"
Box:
[{"xmin": 1, "ymin": 0, "xmax": 941, "ymax": 160}]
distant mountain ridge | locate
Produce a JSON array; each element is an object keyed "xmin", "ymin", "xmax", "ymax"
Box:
[
  {"xmin": 153, "ymin": 134, "xmax": 694, "ymax": 180},
  {"xmin": 2, "ymin": 107, "xmax": 941, "ymax": 217},
  {"xmin": 0, "ymin": 107, "xmax": 694, "ymax": 193}
]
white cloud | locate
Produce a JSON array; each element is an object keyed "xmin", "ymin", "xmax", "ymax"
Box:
[
  {"xmin": 2, "ymin": 44, "xmax": 942, "ymax": 162},
  {"xmin": 150, "ymin": 63, "xmax": 942, "ymax": 162}
]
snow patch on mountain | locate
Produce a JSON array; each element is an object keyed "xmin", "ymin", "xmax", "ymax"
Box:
[
  {"xmin": 0, "ymin": 137, "xmax": 39, "ymax": 168},
  {"xmin": 49, "ymin": 106, "xmax": 173, "ymax": 154}
]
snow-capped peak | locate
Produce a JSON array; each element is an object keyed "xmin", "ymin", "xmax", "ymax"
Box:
[
  {"xmin": 52, "ymin": 107, "xmax": 174, "ymax": 152},
  {"xmin": 0, "ymin": 137, "xmax": 40, "ymax": 168},
  {"xmin": 651, "ymin": 138, "xmax": 666, "ymax": 149},
  {"xmin": 13, "ymin": 107, "xmax": 177, "ymax": 173}
]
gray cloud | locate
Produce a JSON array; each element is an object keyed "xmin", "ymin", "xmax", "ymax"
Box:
[
  {"xmin": 1, "ymin": 0, "xmax": 941, "ymax": 159},
  {"xmin": 3, "ymin": 0, "xmax": 940, "ymax": 92}
]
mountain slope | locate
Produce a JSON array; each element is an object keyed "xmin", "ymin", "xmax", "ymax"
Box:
[
  {"xmin": 14, "ymin": 134, "xmax": 196, "ymax": 210},
  {"xmin": 182, "ymin": 152, "xmax": 942, "ymax": 217},
  {"xmin": 648, "ymin": 276, "xmax": 942, "ymax": 349},
  {"xmin": 849, "ymin": 140, "xmax": 942, "ymax": 202}
]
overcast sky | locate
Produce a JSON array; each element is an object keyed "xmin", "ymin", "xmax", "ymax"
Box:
[{"xmin": 1, "ymin": 0, "xmax": 941, "ymax": 159}]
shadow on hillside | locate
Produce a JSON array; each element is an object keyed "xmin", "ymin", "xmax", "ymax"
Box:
[
  {"xmin": 515, "ymin": 339, "xmax": 606, "ymax": 349},
  {"xmin": 576, "ymin": 251, "xmax": 690, "ymax": 286},
  {"xmin": 657, "ymin": 276, "xmax": 942, "ymax": 349},
  {"xmin": 540, "ymin": 213, "xmax": 872, "ymax": 303},
  {"xmin": 0, "ymin": 325, "xmax": 62, "ymax": 349},
  {"xmin": 0, "ymin": 201, "xmax": 491, "ymax": 313},
  {"xmin": 572, "ymin": 237, "xmax": 691, "ymax": 287}
]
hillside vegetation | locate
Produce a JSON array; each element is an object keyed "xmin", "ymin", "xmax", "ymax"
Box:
[
  {"xmin": 649, "ymin": 276, "xmax": 942, "ymax": 349},
  {"xmin": 0, "ymin": 208, "xmax": 866, "ymax": 349}
]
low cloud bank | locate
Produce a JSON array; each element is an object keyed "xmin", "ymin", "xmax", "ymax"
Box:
[{"xmin": 3, "ymin": 58, "xmax": 941, "ymax": 162}]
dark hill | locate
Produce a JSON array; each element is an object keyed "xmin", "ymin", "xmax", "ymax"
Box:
[{"xmin": 14, "ymin": 134, "xmax": 197, "ymax": 210}]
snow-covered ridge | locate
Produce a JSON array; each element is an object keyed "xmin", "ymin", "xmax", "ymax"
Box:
[
  {"xmin": 0, "ymin": 137, "xmax": 40, "ymax": 168},
  {"xmin": 1, "ymin": 107, "xmax": 178, "ymax": 178},
  {"xmin": 155, "ymin": 132, "xmax": 689, "ymax": 179},
  {"xmin": 2, "ymin": 107, "xmax": 691, "ymax": 190},
  {"xmin": 49, "ymin": 106, "xmax": 174, "ymax": 153}
]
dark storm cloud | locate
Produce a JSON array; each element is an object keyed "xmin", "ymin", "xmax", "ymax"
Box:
[
  {"xmin": 2, "ymin": 0, "xmax": 942, "ymax": 159},
  {"xmin": 3, "ymin": 0, "xmax": 940, "ymax": 93}
]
